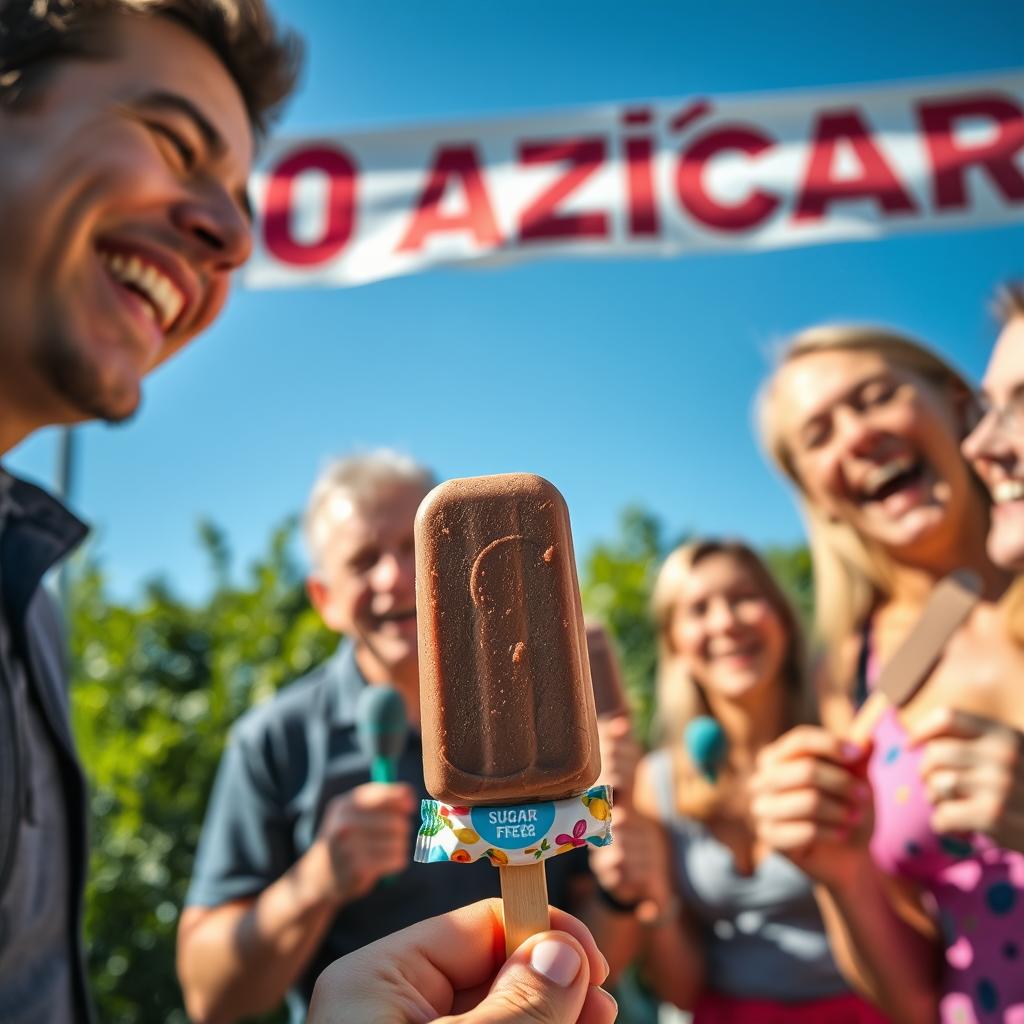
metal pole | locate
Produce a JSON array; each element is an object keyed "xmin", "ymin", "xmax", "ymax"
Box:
[{"xmin": 55, "ymin": 427, "xmax": 77, "ymax": 612}]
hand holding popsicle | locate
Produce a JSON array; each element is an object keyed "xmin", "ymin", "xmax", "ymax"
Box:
[
  {"xmin": 751, "ymin": 572, "xmax": 982, "ymax": 884},
  {"xmin": 306, "ymin": 900, "xmax": 616, "ymax": 1024},
  {"xmin": 413, "ymin": 474, "xmax": 609, "ymax": 956},
  {"xmin": 749, "ymin": 726, "xmax": 875, "ymax": 887}
]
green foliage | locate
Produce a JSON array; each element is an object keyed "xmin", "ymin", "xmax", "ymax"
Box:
[
  {"xmin": 70, "ymin": 518, "xmax": 336, "ymax": 1024},
  {"xmin": 68, "ymin": 507, "xmax": 811, "ymax": 1023},
  {"xmin": 579, "ymin": 506, "xmax": 683, "ymax": 743},
  {"xmin": 761, "ymin": 543, "xmax": 815, "ymax": 634}
]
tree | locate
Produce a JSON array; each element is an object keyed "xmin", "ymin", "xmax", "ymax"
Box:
[
  {"xmin": 70, "ymin": 518, "xmax": 335, "ymax": 1024},
  {"xmin": 762, "ymin": 543, "xmax": 815, "ymax": 634},
  {"xmin": 579, "ymin": 506, "xmax": 685, "ymax": 744}
]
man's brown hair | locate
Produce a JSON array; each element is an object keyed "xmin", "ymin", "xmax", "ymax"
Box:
[
  {"xmin": 994, "ymin": 281, "xmax": 1024, "ymax": 325},
  {"xmin": 0, "ymin": 0, "xmax": 302, "ymax": 137}
]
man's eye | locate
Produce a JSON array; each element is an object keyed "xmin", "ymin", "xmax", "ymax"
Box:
[
  {"xmin": 349, "ymin": 552, "xmax": 378, "ymax": 573},
  {"xmin": 150, "ymin": 123, "xmax": 196, "ymax": 169}
]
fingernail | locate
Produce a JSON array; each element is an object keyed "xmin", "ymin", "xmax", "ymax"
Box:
[
  {"xmin": 841, "ymin": 742, "xmax": 862, "ymax": 760},
  {"xmin": 595, "ymin": 986, "xmax": 619, "ymax": 1013},
  {"xmin": 530, "ymin": 939, "xmax": 582, "ymax": 987}
]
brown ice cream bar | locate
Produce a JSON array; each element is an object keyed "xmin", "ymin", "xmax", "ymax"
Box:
[
  {"xmin": 585, "ymin": 621, "xmax": 630, "ymax": 719},
  {"xmin": 415, "ymin": 473, "xmax": 601, "ymax": 805},
  {"xmin": 847, "ymin": 569, "xmax": 982, "ymax": 746},
  {"xmin": 874, "ymin": 569, "xmax": 981, "ymax": 706}
]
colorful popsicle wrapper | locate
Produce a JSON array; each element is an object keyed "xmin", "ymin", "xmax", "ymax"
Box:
[{"xmin": 415, "ymin": 785, "xmax": 613, "ymax": 867}]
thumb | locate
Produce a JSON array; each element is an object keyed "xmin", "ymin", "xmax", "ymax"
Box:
[{"xmin": 444, "ymin": 932, "xmax": 591, "ymax": 1024}]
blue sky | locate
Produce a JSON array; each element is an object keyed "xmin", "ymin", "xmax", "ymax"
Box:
[{"xmin": 9, "ymin": 0, "xmax": 1024, "ymax": 600}]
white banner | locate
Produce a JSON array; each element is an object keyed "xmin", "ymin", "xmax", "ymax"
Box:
[{"xmin": 246, "ymin": 72, "xmax": 1024, "ymax": 289}]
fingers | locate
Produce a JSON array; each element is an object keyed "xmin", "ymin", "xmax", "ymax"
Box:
[
  {"xmin": 317, "ymin": 785, "xmax": 416, "ymax": 898},
  {"xmin": 929, "ymin": 794, "xmax": 1012, "ymax": 836},
  {"xmin": 916, "ymin": 722, "xmax": 1023, "ymax": 842},
  {"xmin": 305, "ymin": 901, "xmax": 616, "ymax": 1024},
  {"xmin": 754, "ymin": 819, "xmax": 851, "ymax": 853},
  {"xmin": 756, "ymin": 725, "xmax": 866, "ymax": 772},
  {"xmin": 322, "ymin": 784, "xmax": 416, "ymax": 844},
  {"xmin": 906, "ymin": 706, "xmax": 989, "ymax": 745},
  {"xmin": 750, "ymin": 784, "xmax": 867, "ymax": 856},
  {"xmin": 750, "ymin": 751, "xmax": 861, "ymax": 797},
  {"xmin": 752, "ymin": 786, "xmax": 863, "ymax": 829},
  {"xmin": 750, "ymin": 729, "xmax": 868, "ymax": 820},
  {"xmin": 371, "ymin": 900, "xmax": 608, "ymax": 1016},
  {"xmin": 597, "ymin": 715, "xmax": 632, "ymax": 742},
  {"xmin": 416, "ymin": 900, "xmax": 609, "ymax": 995},
  {"xmin": 441, "ymin": 930, "xmax": 616, "ymax": 1024},
  {"xmin": 919, "ymin": 732, "xmax": 1021, "ymax": 775},
  {"xmin": 591, "ymin": 812, "xmax": 667, "ymax": 901},
  {"xmin": 348, "ymin": 782, "xmax": 418, "ymax": 813},
  {"xmin": 545, "ymin": 906, "xmax": 611, "ymax": 986},
  {"xmin": 750, "ymin": 727, "xmax": 873, "ymax": 867}
]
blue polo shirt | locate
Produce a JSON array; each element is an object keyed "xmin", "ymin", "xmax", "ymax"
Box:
[{"xmin": 186, "ymin": 640, "xmax": 589, "ymax": 1022}]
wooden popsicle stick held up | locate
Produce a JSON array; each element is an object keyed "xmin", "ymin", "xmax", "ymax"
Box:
[
  {"xmin": 499, "ymin": 862, "xmax": 550, "ymax": 957},
  {"xmin": 846, "ymin": 570, "xmax": 981, "ymax": 745}
]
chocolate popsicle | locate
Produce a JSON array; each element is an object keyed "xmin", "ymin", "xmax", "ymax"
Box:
[
  {"xmin": 585, "ymin": 621, "xmax": 630, "ymax": 720},
  {"xmin": 415, "ymin": 473, "xmax": 605, "ymax": 954},
  {"xmin": 416, "ymin": 473, "xmax": 601, "ymax": 806}
]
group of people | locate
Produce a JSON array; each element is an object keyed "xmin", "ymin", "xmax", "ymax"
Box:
[
  {"xmin": 1, "ymin": 3, "xmax": 1023, "ymax": 1024},
  {"xmin": 584, "ymin": 314, "xmax": 1024, "ymax": 1024}
]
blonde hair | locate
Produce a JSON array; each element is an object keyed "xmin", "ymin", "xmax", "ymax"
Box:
[
  {"xmin": 650, "ymin": 539, "xmax": 812, "ymax": 816},
  {"xmin": 756, "ymin": 324, "xmax": 982, "ymax": 659}
]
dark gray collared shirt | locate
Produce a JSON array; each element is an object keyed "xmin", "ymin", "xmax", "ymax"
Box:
[{"xmin": 186, "ymin": 641, "xmax": 588, "ymax": 1023}]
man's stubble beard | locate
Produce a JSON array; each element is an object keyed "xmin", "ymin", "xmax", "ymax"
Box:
[{"xmin": 33, "ymin": 320, "xmax": 141, "ymax": 427}]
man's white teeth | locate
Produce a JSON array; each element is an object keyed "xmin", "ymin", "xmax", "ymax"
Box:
[
  {"xmin": 862, "ymin": 456, "xmax": 916, "ymax": 498},
  {"xmin": 993, "ymin": 480, "xmax": 1024, "ymax": 504},
  {"xmin": 101, "ymin": 250, "xmax": 185, "ymax": 330}
]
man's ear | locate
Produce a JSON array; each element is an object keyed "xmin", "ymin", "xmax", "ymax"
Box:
[{"xmin": 307, "ymin": 574, "xmax": 337, "ymax": 630}]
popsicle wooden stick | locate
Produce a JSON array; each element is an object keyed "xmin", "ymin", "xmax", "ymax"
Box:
[
  {"xmin": 499, "ymin": 863, "xmax": 550, "ymax": 956},
  {"xmin": 846, "ymin": 570, "xmax": 981, "ymax": 745}
]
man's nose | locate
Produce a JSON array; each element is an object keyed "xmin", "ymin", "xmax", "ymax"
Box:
[
  {"xmin": 371, "ymin": 550, "xmax": 416, "ymax": 593},
  {"xmin": 172, "ymin": 188, "xmax": 253, "ymax": 270},
  {"xmin": 370, "ymin": 552, "xmax": 401, "ymax": 591}
]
